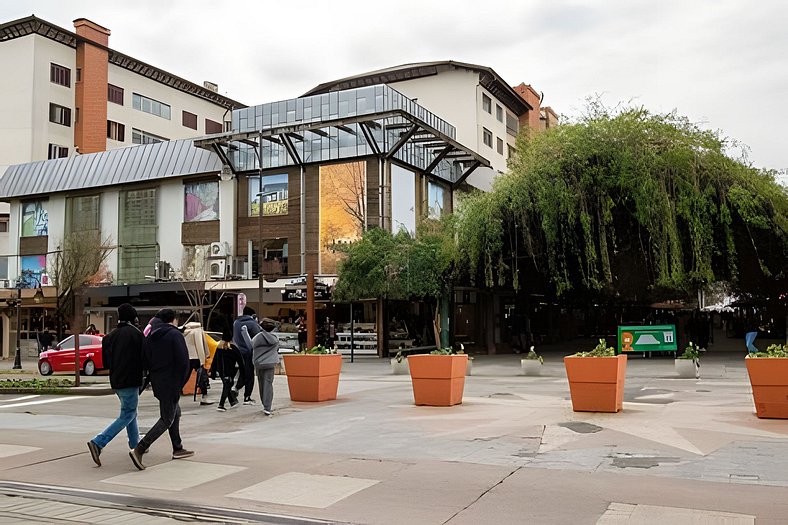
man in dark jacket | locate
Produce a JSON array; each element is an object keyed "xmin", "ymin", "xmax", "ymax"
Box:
[
  {"xmin": 87, "ymin": 304, "xmax": 143, "ymax": 467},
  {"xmin": 233, "ymin": 306, "xmax": 261, "ymax": 405},
  {"xmin": 242, "ymin": 318, "xmax": 279, "ymax": 416},
  {"xmin": 129, "ymin": 309, "xmax": 193, "ymax": 470}
]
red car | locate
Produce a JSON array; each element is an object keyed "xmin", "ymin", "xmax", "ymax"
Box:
[{"xmin": 38, "ymin": 334, "xmax": 104, "ymax": 376}]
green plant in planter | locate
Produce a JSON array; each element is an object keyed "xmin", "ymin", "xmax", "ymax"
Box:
[
  {"xmin": 394, "ymin": 351, "xmax": 405, "ymax": 363},
  {"xmin": 572, "ymin": 339, "xmax": 615, "ymax": 357},
  {"xmin": 431, "ymin": 344, "xmax": 470, "ymax": 358},
  {"xmin": 678, "ymin": 342, "xmax": 702, "ymax": 360},
  {"xmin": 297, "ymin": 345, "xmax": 337, "ymax": 355},
  {"xmin": 524, "ymin": 346, "xmax": 544, "ymax": 364},
  {"xmin": 749, "ymin": 344, "xmax": 788, "ymax": 358}
]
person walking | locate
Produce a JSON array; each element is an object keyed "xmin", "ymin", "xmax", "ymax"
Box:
[
  {"xmin": 242, "ymin": 318, "xmax": 279, "ymax": 416},
  {"xmin": 129, "ymin": 309, "xmax": 193, "ymax": 470},
  {"xmin": 745, "ymin": 314, "xmax": 761, "ymax": 354},
  {"xmin": 211, "ymin": 331, "xmax": 243, "ymax": 411},
  {"xmin": 87, "ymin": 304, "xmax": 143, "ymax": 467},
  {"xmin": 233, "ymin": 307, "xmax": 261, "ymax": 405},
  {"xmin": 183, "ymin": 321, "xmax": 212, "ymax": 405}
]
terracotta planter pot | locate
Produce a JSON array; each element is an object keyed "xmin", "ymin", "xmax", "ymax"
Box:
[
  {"xmin": 564, "ymin": 354, "xmax": 627, "ymax": 413},
  {"xmin": 521, "ymin": 359, "xmax": 542, "ymax": 376},
  {"xmin": 408, "ymin": 354, "xmax": 468, "ymax": 406},
  {"xmin": 282, "ymin": 353, "xmax": 342, "ymax": 402},
  {"xmin": 745, "ymin": 357, "xmax": 788, "ymax": 419}
]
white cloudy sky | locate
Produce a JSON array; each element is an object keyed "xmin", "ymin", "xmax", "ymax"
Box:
[{"xmin": 4, "ymin": 1, "xmax": 787, "ymax": 176}]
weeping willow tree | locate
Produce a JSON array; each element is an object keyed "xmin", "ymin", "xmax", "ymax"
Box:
[{"xmin": 456, "ymin": 102, "xmax": 788, "ymax": 300}]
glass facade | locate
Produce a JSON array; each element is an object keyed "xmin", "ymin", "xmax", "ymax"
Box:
[
  {"xmin": 249, "ymin": 174, "xmax": 289, "ymax": 216},
  {"xmin": 229, "ymin": 85, "xmax": 461, "ymax": 182}
]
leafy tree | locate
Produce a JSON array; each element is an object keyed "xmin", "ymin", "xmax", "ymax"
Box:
[{"xmin": 455, "ymin": 102, "xmax": 788, "ymax": 300}]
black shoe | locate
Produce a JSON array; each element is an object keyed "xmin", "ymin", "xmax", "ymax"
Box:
[
  {"xmin": 200, "ymin": 399, "xmax": 214, "ymax": 406},
  {"xmin": 172, "ymin": 448, "xmax": 195, "ymax": 460},
  {"xmin": 243, "ymin": 398, "xmax": 256, "ymax": 405},
  {"xmin": 87, "ymin": 441, "xmax": 101, "ymax": 467},
  {"xmin": 129, "ymin": 447, "xmax": 145, "ymax": 470},
  {"xmin": 216, "ymin": 405, "xmax": 226, "ymax": 412}
]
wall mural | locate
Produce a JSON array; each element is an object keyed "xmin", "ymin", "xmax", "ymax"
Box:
[
  {"xmin": 20, "ymin": 255, "xmax": 47, "ymax": 287},
  {"xmin": 184, "ymin": 181, "xmax": 219, "ymax": 222},
  {"xmin": 320, "ymin": 161, "xmax": 366, "ymax": 274},
  {"xmin": 21, "ymin": 201, "xmax": 48, "ymax": 236}
]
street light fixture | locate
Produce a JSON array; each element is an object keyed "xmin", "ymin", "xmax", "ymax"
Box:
[{"xmin": 5, "ymin": 286, "xmax": 22, "ymax": 370}]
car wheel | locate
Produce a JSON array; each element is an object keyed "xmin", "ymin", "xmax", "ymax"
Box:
[
  {"xmin": 39, "ymin": 361, "xmax": 53, "ymax": 376},
  {"xmin": 83, "ymin": 360, "xmax": 96, "ymax": 376}
]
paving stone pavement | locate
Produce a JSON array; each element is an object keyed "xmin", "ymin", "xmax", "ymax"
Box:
[{"xmin": 1, "ymin": 348, "xmax": 787, "ymax": 524}]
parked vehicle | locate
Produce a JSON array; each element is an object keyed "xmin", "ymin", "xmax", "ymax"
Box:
[{"xmin": 38, "ymin": 334, "xmax": 104, "ymax": 376}]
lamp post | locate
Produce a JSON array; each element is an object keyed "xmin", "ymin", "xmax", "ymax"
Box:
[{"xmin": 7, "ymin": 289, "xmax": 22, "ymax": 369}]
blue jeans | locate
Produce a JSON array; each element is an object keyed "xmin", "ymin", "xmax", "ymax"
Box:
[
  {"xmin": 92, "ymin": 387, "xmax": 139, "ymax": 449},
  {"xmin": 745, "ymin": 332, "xmax": 759, "ymax": 353}
]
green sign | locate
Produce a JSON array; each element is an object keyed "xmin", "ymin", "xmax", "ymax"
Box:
[{"xmin": 617, "ymin": 325, "xmax": 677, "ymax": 353}]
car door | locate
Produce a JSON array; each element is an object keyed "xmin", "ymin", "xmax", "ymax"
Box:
[
  {"xmin": 81, "ymin": 335, "xmax": 102, "ymax": 368},
  {"xmin": 50, "ymin": 336, "xmax": 75, "ymax": 370}
]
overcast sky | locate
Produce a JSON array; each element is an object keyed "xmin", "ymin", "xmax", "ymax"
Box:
[{"xmin": 4, "ymin": 1, "xmax": 787, "ymax": 178}]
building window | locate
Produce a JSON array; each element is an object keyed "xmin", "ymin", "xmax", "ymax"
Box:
[
  {"xmin": 66, "ymin": 195, "xmax": 100, "ymax": 233},
  {"xmin": 182, "ymin": 111, "xmax": 197, "ymax": 130},
  {"xmin": 132, "ymin": 93, "xmax": 171, "ymax": 119},
  {"xmin": 205, "ymin": 119, "xmax": 223, "ymax": 134},
  {"xmin": 506, "ymin": 113, "xmax": 519, "ymax": 136},
  {"xmin": 50, "ymin": 63, "xmax": 70, "ymax": 87},
  {"xmin": 132, "ymin": 128, "xmax": 167, "ymax": 145},
  {"xmin": 507, "ymin": 144, "xmax": 516, "ymax": 159},
  {"xmin": 49, "ymin": 103, "xmax": 71, "ymax": 127},
  {"xmin": 76, "ymin": 68, "xmax": 81, "ymax": 82},
  {"xmin": 427, "ymin": 181, "xmax": 446, "ymax": 219},
  {"xmin": 107, "ymin": 120, "xmax": 125, "ymax": 142},
  {"xmin": 21, "ymin": 201, "xmax": 48, "ymax": 237},
  {"xmin": 108, "ymin": 84, "xmax": 124, "ymax": 105},
  {"xmin": 496, "ymin": 104, "xmax": 503, "ymax": 122},
  {"xmin": 497, "ymin": 137, "xmax": 504, "ymax": 155},
  {"xmin": 119, "ymin": 188, "xmax": 158, "ymax": 284},
  {"xmin": 47, "ymin": 144, "xmax": 68, "ymax": 159},
  {"xmin": 483, "ymin": 128, "xmax": 493, "ymax": 148},
  {"xmin": 482, "ymin": 93, "xmax": 491, "ymax": 114},
  {"xmin": 0, "ymin": 220, "xmax": 8, "ymax": 233},
  {"xmin": 184, "ymin": 181, "xmax": 219, "ymax": 222},
  {"xmin": 249, "ymin": 174, "xmax": 288, "ymax": 216}
]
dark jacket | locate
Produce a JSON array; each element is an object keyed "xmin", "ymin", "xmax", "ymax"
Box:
[
  {"xmin": 143, "ymin": 323, "xmax": 190, "ymax": 401},
  {"xmin": 242, "ymin": 326, "xmax": 280, "ymax": 370},
  {"xmin": 210, "ymin": 342, "xmax": 244, "ymax": 379},
  {"xmin": 233, "ymin": 315, "xmax": 261, "ymax": 355},
  {"xmin": 102, "ymin": 322, "xmax": 144, "ymax": 390}
]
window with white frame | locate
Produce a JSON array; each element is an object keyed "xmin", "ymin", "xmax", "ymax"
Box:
[
  {"xmin": 132, "ymin": 93, "xmax": 171, "ymax": 119},
  {"xmin": 496, "ymin": 104, "xmax": 503, "ymax": 122},
  {"xmin": 48, "ymin": 144, "xmax": 68, "ymax": 159},
  {"xmin": 132, "ymin": 128, "xmax": 167, "ymax": 145},
  {"xmin": 483, "ymin": 128, "xmax": 493, "ymax": 148},
  {"xmin": 497, "ymin": 137, "xmax": 504, "ymax": 155},
  {"xmin": 107, "ymin": 120, "xmax": 125, "ymax": 141},
  {"xmin": 482, "ymin": 93, "xmax": 491, "ymax": 114}
]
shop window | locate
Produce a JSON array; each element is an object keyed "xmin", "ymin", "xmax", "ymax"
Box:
[
  {"xmin": 249, "ymin": 173, "xmax": 288, "ymax": 216},
  {"xmin": 184, "ymin": 181, "xmax": 219, "ymax": 222}
]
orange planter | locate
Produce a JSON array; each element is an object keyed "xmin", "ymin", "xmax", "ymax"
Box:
[
  {"xmin": 283, "ymin": 354, "xmax": 343, "ymax": 402},
  {"xmin": 407, "ymin": 354, "xmax": 468, "ymax": 406},
  {"xmin": 745, "ymin": 357, "xmax": 788, "ymax": 419},
  {"xmin": 564, "ymin": 354, "xmax": 627, "ymax": 412}
]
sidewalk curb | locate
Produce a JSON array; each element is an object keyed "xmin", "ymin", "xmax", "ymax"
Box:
[{"xmin": 0, "ymin": 387, "xmax": 113, "ymax": 396}]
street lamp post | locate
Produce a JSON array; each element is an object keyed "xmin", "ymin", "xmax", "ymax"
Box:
[{"xmin": 10, "ymin": 290, "xmax": 21, "ymax": 370}]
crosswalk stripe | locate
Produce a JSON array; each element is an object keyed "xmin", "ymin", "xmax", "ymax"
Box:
[
  {"xmin": 0, "ymin": 397, "xmax": 86, "ymax": 409},
  {"xmin": 0, "ymin": 395, "xmax": 40, "ymax": 403}
]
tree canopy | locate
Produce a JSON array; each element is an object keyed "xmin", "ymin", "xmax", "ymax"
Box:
[
  {"xmin": 455, "ymin": 102, "xmax": 788, "ymax": 300},
  {"xmin": 333, "ymin": 221, "xmax": 456, "ymax": 303}
]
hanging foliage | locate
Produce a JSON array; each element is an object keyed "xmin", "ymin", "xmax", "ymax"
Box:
[{"xmin": 455, "ymin": 102, "xmax": 788, "ymax": 299}]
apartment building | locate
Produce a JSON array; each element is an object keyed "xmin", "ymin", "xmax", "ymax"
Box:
[
  {"xmin": 0, "ymin": 14, "xmax": 244, "ymax": 285},
  {"xmin": 0, "ymin": 15, "xmax": 242, "ymax": 167},
  {"xmin": 303, "ymin": 61, "xmax": 553, "ymax": 190}
]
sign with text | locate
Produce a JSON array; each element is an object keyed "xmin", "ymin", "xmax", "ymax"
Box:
[{"xmin": 617, "ymin": 325, "xmax": 677, "ymax": 353}]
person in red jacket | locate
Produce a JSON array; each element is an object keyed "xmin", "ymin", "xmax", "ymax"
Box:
[{"xmin": 129, "ymin": 309, "xmax": 193, "ymax": 470}]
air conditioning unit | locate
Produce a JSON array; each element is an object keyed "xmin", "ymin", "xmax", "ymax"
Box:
[
  {"xmin": 209, "ymin": 260, "xmax": 226, "ymax": 280},
  {"xmin": 209, "ymin": 242, "xmax": 228, "ymax": 258}
]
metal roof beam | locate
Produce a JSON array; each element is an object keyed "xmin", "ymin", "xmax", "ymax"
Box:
[
  {"xmin": 424, "ymin": 146, "xmax": 454, "ymax": 174},
  {"xmin": 359, "ymin": 122, "xmax": 381, "ymax": 156},
  {"xmin": 454, "ymin": 160, "xmax": 481, "ymax": 186},
  {"xmin": 385, "ymin": 124, "xmax": 419, "ymax": 159},
  {"xmin": 280, "ymin": 133, "xmax": 302, "ymax": 165}
]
